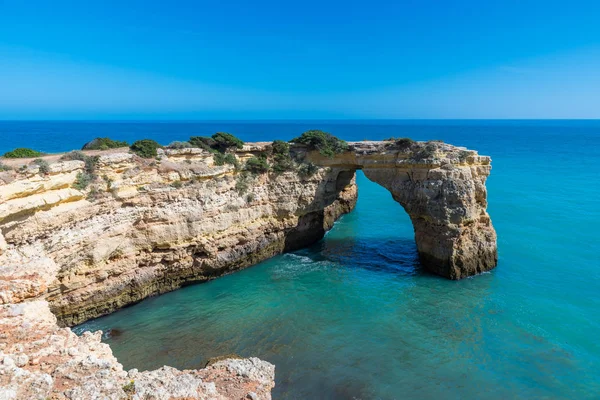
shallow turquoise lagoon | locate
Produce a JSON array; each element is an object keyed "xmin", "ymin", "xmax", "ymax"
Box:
[{"xmin": 22, "ymin": 120, "xmax": 595, "ymax": 399}]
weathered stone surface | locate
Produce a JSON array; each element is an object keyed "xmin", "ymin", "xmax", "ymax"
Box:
[
  {"xmin": 0, "ymin": 139, "xmax": 496, "ymax": 398},
  {"xmin": 305, "ymin": 140, "xmax": 497, "ymax": 279}
]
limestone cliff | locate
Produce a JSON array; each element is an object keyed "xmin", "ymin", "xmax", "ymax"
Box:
[
  {"xmin": 303, "ymin": 140, "xmax": 497, "ymax": 279},
  {"xmin": 0, "ymin": 139, "xmax": 496, "ymax": 399},
  {"xmin": 0, "ymin": 143, "xmax": 356, "ymax": 399}
]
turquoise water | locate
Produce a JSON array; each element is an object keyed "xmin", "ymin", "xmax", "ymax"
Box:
[{"xmin": 5, "ymin": 121, "xmax": 598, "ymax": 398}]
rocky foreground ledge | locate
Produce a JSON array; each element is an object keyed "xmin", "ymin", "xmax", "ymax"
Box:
[{"xmin": 0, "ymin": 139, "xmax": 496, "ymax": 399}]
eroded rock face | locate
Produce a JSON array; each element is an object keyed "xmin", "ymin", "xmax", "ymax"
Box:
[
  {"xmin": 0, "ymin": 144, "xmax": 356, "ymax": 398},
  {"xmin": 306, "ymin": 140, "xmax": 498, "ymax": 279},
  {"xmin": 0, "ymin": 301, "xmax": 275, "ymax": 399},
  {"xmin": 0, "ymin": 139, "xmax": 496, "ymax": 398}
]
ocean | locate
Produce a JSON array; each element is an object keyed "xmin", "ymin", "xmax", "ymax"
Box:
[{"xmin": 2, "ymin": 120, "xmax": 598, "ymax": 399}]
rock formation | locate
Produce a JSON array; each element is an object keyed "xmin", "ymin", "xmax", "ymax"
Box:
[
  {"xmin": 303, "ymin": 140, "xmax": 497, "ymax": 280},
  {"xmin": 0, "ymin": 139, "xmax": 496, "ymax": 399}
]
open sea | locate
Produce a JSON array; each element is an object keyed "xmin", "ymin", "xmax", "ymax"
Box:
[{"xmin": 2, "ymin": 120, "xmax": 598, "ymax": 399}]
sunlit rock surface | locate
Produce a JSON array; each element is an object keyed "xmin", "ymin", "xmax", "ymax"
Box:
[{"xmin": 0, "ymin": 139, "xmax": 496, "ymax": 398}]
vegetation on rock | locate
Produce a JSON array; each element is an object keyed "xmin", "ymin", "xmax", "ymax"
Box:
[
  {"xmin": 290, "ymin": 129, "xmax": 347, "ymax": 158},
  {"xmin": 73, "ymin": 172, "xmax": 92, "ymax": 190},
  {"xmin": 130, "ymin": 139, "xmax": 162, "ymax": 158},
  {"xmin": 189, "ymin": 136, "xmax": 217, "ymax": 152},
  {"xmin": 212, "ymin": 132, "xmax": 244, "ymax": 151},
  {"xmin": 81, "ymin": 137, "xmax": 128, "ymax": 150},
  {"xmin": 32, "ymin": 158, "xmax": 50, "ymax": 175},
  {"xmin": 213, "ymin": 152, "xmax": 239, "ymax": 169},
  {"xmin": 235, "ymin": 172, "xmax": 251, "ymax": 194},
  {"xmin": 271, "ymin": 140, "xmax": 294, "ymax": 173},
  {"xmin": 245, "ymin": 154, "xmax": 270, "ymax": 174},
  {"xmin": 298, "ymin": 161, "xmax": 318, "ymax": 177},
  {"xmin": 3, "ymin": 148, "xmax": 43, "ymax": 158},
  {"xmin": 0, "ymin": 162, "xmax": 11, "ymax": 171},
  {"xmin": 167, "ymin": 141, "xmax": 191, "ymax": 149}
]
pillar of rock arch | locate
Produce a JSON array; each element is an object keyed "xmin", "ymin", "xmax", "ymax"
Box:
[{"xmin": 304, "ymin": 140, "xmax": 498, "ymax": 280}]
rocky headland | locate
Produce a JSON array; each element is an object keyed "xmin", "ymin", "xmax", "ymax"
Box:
[{"xmin": 0, "ymin": 137, "xmax": 496, "ymax": 399}]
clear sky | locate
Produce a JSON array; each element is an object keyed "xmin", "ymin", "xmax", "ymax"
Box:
[{"xmin": 1, "ymin": 0, "xmax": 599, "ymax": 119}]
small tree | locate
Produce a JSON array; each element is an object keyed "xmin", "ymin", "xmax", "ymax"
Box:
[
  {"xmin": 189, "ymin": 136, "xmax": 217, "ymax": 152},
  {"xmin": 211, "ymin": 132, "xmax": 244, "ymax": 152},
  {"xmin": 130, "ymin": 139, "xmax": 161, "ymax": 158}
]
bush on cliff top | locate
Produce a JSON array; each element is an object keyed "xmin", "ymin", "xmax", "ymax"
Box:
[
  {"xmin": 189, "ymin": 132, "xmax": 244, "ymax": 153},
  {"xmin": 290, "ymin": 130, "xmax": 347, "ymax": 158},
  {"xmin": 130, "ymin": 139, "xmax": 162, "ymax": 158},
  {"xmin": 212, "ymin": 132, "xmax": 244, "ymax": 151},
  {"xmin": 167, "ymin": 141, "xmax": 191, "ymax": 149},
  {"xmin": 82, "ymin": 137, "xmax": 129, "ymax": 151},
  {"xmin": 3, "ymin": 148, "xmax": 43, "ymax": 158}
]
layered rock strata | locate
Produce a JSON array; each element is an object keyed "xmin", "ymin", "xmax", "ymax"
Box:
[
  {"xmin": 303, "ymin": 140, "xmax": 497, "ymax": 279},
  {"xmin": 0, "ymin": 139, "xmax": 496, "ymax": 398}
]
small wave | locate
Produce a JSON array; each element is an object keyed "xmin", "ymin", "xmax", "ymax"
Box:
[{"xmin": 283, "ymin": 253, "xmax": 314, "ymax": 264}]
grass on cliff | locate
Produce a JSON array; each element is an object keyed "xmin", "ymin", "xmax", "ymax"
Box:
[{"xmin": 290, "ymin": 129, "xmax": 347, "ymax": 158}]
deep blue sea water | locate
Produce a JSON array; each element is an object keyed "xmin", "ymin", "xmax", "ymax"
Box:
[{"xmin": 2, "ymin": 121, "xmax": 598, "ymax": 399}]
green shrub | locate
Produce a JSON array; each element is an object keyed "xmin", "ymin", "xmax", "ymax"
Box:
[
  {"xmin": 270, "ymin": 140, "xmax": 294, "ymax": 173},
  {"xmin": 395, "ymin": 138, "xmax": 415, "ymax": 150},
  {"xmin": 189, "ymin": 136, "xmax": 217, "ymax": 152},
  {"xmin": 60, "ymin": 151, "xmax": 98, "ymax": 175},
  {"xmin": 82, "ymin": 137, "xmax": 128, "ymax": 150},
  {"xmin": 291, "ymin": 130, "xmax": 347, "ymax": 158},
  {"xmin": 0, "ymin": 162, "xmax": 11, "ymax": 172},
  {"xmin": 73, "ymin": 172, "xmax": 93, "ymax": 190},
  {"xmin": 212, "ymin": 132, "xmax": 244, "ymax": 151},
  {"xmin": 458, "ymin": 150, "xmax": 472, "ymax": 162},
  {"xmin": 170, "ymin": 180, "xmax": 183, "ymax": 188},
  {"xmin": 189, "ymin": 133, "xmax": 243, "ymax": 154},
  {"xmin": 32, "ymin": 158, "xmax": 50, "ymax": 175},
  {"xmin": 415, "ymin": 142, "xmax": 438, "ymax": 160},
  {"xmin": 130, "ymin": 139, "xmax": 161, "ymax": 158},
  {"xmin": 246, "ymin": 193, "xmax": 255, "ymax": 203},
  {"xmin": 272, "ymin": 140, "xmax": 290, "ymax": 155},
  {"xmin": 213, "ymin": 152, "xmax": 239, "ymax": 169},
  {"xmin": 298, "ymin": 162, "xmax": 318, "ymax": 177},
  {"xmin": 167, "ymin": 141, "xmax": 191, "ymax": 149},
  {"xmin": 122, "ymin": 380, "xmax": 135, "ymax": 395},
  {"xmin": 3, "ymin": 148, "xmax": 42, "ymax": 158},
  {"xmin": 235, "ymin": 172, "xmax": 251, "ymax": 194},
  {"xmin": 60, "ymin": 150, "xmax": 87, "ymax": 161},
  {"xmin": 84, "ymin": 155, "xmax": 99, "ymax": 174},
  {"xmin": 245, "ymin": 155, "xmax": 269, "ymax": 174}
]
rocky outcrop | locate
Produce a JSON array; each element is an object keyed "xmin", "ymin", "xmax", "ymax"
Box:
[
  {"xmin": 0, "ymin": 139, "xmax": 496, "ymax": 398},
  {"xmin": 0, "ymin": 301, "xmax": 275, "ymax": 399},
  {"xmin": 0, "ymin": 143, "xmax": 357, "ymax": 399},
  {"xmin": 305, "ymin": 140, "xmax": 497, "ymax": 279}
]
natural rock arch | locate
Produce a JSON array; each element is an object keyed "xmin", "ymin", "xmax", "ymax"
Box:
[{"xmin": 305, "ymin": 141, "xmax": 498, "ymax": 280}]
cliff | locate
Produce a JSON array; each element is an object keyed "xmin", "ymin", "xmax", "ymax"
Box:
[
  {"xmin": 0, "ymin": 139, "xmax": 496, "ymax": 399},
  {"xmin": 0, "ymin": 143, "xmax": 356, "ymax": 399}
]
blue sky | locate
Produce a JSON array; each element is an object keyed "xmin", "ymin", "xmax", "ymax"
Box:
[{"xmin": 1, "ymin": 0, "xmax": 599, "ymax": 119}]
